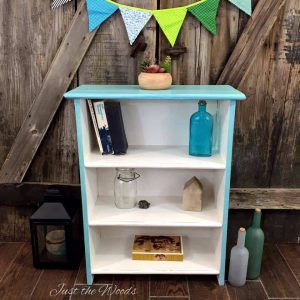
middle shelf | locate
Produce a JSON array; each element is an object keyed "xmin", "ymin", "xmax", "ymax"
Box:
[
  {"xmin": 85, "ymin": 145, "xmax": 226, "ymax": 169},
  {"xmin": 89, "ymin": 196, "xmax": 222, "ymax": 227}
]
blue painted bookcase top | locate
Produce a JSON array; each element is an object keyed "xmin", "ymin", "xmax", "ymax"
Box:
[{"xmin": 64, "ymin": 85, "xmax": 246, "ymax": 100}]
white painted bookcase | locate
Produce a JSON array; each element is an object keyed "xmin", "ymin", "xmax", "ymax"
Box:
[{"xmin": 64, "ymin": 85, "xmax": 246, "ymax": 285}]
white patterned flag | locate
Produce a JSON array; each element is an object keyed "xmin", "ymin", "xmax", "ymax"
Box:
[
  {"xmin": 120, "ymin": 7, "xmax": 152, "ymax": 45},
  {"xmin": 52, "ymin": 0, "xmax": 72, "ymax": 9}
]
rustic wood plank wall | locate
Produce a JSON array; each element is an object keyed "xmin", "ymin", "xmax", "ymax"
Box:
[
  {"xmin": 78, "ymin": 0, "xmax": 157, "ymax": 85},
  {"xmin": 0, "ymin": 1, "xmax": 78, "ymax": 184},
  {"xmin": 233, "ymin": 0, "xmax": 300, "ymax": 188},
  {"xmin": 0, "ymin": 0, "xmax": 298, "ymax": 190}
]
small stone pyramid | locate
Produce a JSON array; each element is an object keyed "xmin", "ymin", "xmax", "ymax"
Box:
[{"xmin": 182, "ymin": 176, "xmax": 203, "ymax": 212}]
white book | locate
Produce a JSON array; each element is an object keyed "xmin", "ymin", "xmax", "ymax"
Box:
[
  {"xmin": 93, "ymin": 100, "xmax": 113, "ymax": 154},
  {"xmin": 87, "ymin": 100, "xmax": 103, "ymax": 154}
]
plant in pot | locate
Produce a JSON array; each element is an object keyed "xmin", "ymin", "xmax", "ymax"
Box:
[{"xmin": 138, "ymin": 55, "xmax": 172, "ymax": 90}]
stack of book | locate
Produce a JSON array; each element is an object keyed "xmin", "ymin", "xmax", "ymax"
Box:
[{"xmin": 88, "ymin": 100, "xmax": 128, "ymax": 155}]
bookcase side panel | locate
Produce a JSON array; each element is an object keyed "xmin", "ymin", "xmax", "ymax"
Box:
[
  {"xmin": 80, "ymin": 100, "xmax": 96, "ymax": 160},
  {"xmin": 218, "ymin": 101, "xmax": 230, "ymax": 162},
  {"xmin": 74, "ymin": 100, "xmax": 93, "ymax": 285},
  {"xmin": 218, "ymin": 100, "xmax": 237, "ymax": 286},
  {"xmin": 215, "ymin": 170, "xmax": 226, "ymax": 223}
]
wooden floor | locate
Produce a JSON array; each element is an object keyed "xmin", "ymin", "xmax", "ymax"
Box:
[{"xmin": 0, "ymin": 243, "xmax": 299, "ymax": 300}]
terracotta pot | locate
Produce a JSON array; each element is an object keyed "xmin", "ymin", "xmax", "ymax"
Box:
[{"xmin": 138, "ymin": 72, "xmax": 172, "ymax": 90}]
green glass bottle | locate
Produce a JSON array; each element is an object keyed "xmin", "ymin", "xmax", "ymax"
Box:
[{"xmin": 245, "ymin": 208, "xmax": 265, "ymax": 279}]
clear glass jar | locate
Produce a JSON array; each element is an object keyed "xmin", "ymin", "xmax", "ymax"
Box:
[{"xmin": 114, "ymin": 168, "xmax": 140, "ymax": 209}]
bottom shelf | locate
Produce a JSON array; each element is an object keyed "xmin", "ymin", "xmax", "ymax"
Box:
[{"xmin": 89, "ymin": 227, "xmax": 221, "ymax": 274}]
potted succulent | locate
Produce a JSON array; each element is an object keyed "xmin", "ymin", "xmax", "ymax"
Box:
[{"xmin": 138, "ymin": 54, "xmax": 172, "ymax": 90}]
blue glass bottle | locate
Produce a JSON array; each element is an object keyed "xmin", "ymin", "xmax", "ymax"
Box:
[{"xmin": 189, "ymin": 100, "xmax": 213, "ymax": 157}]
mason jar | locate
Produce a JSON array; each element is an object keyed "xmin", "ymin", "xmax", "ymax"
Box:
[{"xmin": 114, "ymin": 168, "xmax": 140, "ymax": 209}]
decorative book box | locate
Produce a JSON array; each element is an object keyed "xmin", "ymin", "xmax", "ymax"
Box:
[
  {"xmin": 64, "ymin": 85, "xmax": 246, "ymax": 286},
  {"xmin": 132, "ymin": 235, "xmax": 183, "ymax": 261}
]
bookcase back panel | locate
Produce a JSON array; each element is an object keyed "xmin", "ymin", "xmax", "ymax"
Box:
[
  {"xmin": 80, "ymin": 100, "xmax": 230, "ymax": 160},
  {"xmin": 96, "ymin": 168, "xmax": 223, "ymax": 198},
  {"xmin": 91, "ymin": 168, "xmax": 225, "ymax": 223},
  {"xmin": 121, "ymin": 101, "xmax": 217, "ymax": 146}
]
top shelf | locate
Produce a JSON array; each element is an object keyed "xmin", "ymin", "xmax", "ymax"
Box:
[{"xmin": 64, "ymin": 85, "xmax": 246, "ymax": 101}]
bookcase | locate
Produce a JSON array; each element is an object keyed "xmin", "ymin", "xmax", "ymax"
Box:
[{"xmin": 64, "ymin": 85, "xmax": 246, "ymax": 285}]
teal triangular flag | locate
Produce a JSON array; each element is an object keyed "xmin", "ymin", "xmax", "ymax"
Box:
[
  {"xmin": 229, "ymin": 0, "xmax": 252, "ymax": 16},
  {"xmin": 86, "ymin": 0, "xmax": 118, "ymax": 32},
  {"xmin": 188, "ymin": 0, "xmax": 220, "ymax": 35}
]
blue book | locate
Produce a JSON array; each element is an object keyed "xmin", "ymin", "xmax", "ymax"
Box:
[{"xmin": 104, "ymin": 101, "xmax": 128, "ymax": 155}]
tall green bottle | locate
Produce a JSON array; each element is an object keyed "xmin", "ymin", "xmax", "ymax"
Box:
[{"xmin": 245, "ymin": 208, "xmax": 265, "ymax": 279}]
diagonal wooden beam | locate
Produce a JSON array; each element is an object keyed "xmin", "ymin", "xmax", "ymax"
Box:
[
  {"xmin": 217, "ymin": 0, "xmax": 287, "ymax": 86},
  {"xmin": 0, "ymin": 1, "xmax": 97, "ymax": 183}
]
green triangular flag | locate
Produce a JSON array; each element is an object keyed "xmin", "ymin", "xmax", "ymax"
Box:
[
  {"xmin": 153, "ymin": 8, "xmax": 187, "ymax": 47},
  {"xmin": 229, "ymin": 0, "xmax": 252, "ymax": 16},
  {"xmin": 188, "ymin": 0, "xmax": 220, "ymax": 35}
]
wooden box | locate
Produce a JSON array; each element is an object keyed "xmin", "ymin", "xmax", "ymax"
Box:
[{"xmin": 132, "ymin": 235, "xmax": 183, "ymax": 261}]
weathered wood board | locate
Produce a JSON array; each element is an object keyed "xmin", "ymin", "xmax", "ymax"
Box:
[
  {"xmin": 78, "ymin": 0, "xmax": 157, "ymax": 85},
  {"xmin": 0, "ymin": 0, "xmax": 97, "ymax": 184},
  {"xmin": 230, "ymin": 188, "xmax": 300, "ymax": 209},
  {"xmin": 0, "ymin": 1, "xmax": 78, "ymax": 184},
  {"xmin": 232, "ymin": 0, "xmax": 300, "ymax": 188},
  {"xmin": 217, "ymin": 0, "xmax": 288, "ymax": 86}
]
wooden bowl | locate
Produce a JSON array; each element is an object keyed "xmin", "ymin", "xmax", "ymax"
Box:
[{"xmin": 138, "ymin": 72, "xmax": 172, "ymax": 90}]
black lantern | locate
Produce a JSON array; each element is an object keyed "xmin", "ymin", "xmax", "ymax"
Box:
[{"xmin": 30, "ymin": 201, "xmax": 82, "ymax": 269}]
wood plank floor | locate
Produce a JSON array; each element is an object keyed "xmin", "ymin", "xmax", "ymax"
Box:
[{"xmin": 0, "ymin": 243, "xmax": 299, "ymax": 300}]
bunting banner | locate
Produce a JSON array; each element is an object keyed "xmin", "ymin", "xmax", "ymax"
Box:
[{"xmin": 53, "ymin": 0, "xmax": 253, "ymax": 46}]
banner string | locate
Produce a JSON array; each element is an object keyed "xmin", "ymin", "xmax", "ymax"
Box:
[{"xmin": 106, "ymin": 0, "xmax": 208, "ymax": 13}]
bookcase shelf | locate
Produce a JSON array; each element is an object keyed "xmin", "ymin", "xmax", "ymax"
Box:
[
  {"xmin": 89, "ymin": 196, "xmax": 222, "ymax": 227},
  {"xmin": 89, "ymin": 227, "xmax": 221, "ymax": 275},
  {"xmin": 85, "ymin": 146, "xmax": 226, "ymax": 169},
  {"xmin": 91, "ymin": 238, "xmax": 219, "ymax": 275},
  {"xmin": 64, "ymin": 84, "xmax": 246, "ymax": 286}
]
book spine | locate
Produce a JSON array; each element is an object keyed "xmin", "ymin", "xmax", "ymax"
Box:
[
  {"xmin": 93, "ymin": 101, "xmax": 113, "ymax": 154},
  {"xmin": 104, "ymin": 102, "xmax": 128, "ymax": 155},
  {"xmin": 87, "ymin": 100, "xmax": 103, "ymax": 154}
]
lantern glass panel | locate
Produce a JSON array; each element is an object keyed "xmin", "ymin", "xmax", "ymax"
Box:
[{"xmin": 36, "ymin": 224, "xmax": 67, "ymax": 264}]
